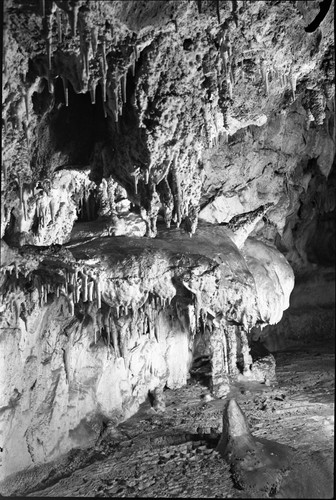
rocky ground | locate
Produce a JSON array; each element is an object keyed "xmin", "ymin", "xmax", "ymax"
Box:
[{"xmin": 2, "ymin": 339, "xmax": 333, "ymax": 498}]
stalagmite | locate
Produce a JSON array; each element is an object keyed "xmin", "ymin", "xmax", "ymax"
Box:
[{"xmin": 62, "ymin": 76, "xmax": 69, "ymax": 106}]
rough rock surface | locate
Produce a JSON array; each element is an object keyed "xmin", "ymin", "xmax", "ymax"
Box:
[
  {"xmin": 0, "ymin": 224, "xmax": 294, "ymax": 479},
  {"xmin": 1, "ymin": 0, "xmax": 335, "ymax": 485}
]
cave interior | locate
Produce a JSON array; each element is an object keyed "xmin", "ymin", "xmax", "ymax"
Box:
[{"xmin": 0, "ymin": 0, "xmax": 335, "ymax": 497}]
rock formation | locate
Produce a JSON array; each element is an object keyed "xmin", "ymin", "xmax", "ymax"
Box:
[{"xmin": 0, "ymin": 0, "xmax": 334, "ymax": 484}]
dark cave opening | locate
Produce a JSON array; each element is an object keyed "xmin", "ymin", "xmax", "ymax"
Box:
[{"xmin": 47, "ymin": 77, "xmax": 108, "ymax": 167}]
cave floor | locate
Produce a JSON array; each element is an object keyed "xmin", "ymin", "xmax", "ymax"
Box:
[{"xmin": 5, "ymin": 340, "xmax": 333, "ymax": 498}]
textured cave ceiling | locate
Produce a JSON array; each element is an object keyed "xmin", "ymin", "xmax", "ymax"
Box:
[
  {"xmin": 1, "ymin": 0, "xmax": 335, "ymax": 261},
  {"xmin": 0, "ymin": 0, "xmax": 335, "ymax": 493}
]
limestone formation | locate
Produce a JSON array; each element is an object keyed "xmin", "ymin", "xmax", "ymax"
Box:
[{"xmin": 0, "ymin": 0, "xmax": 334, "ymax": 489}]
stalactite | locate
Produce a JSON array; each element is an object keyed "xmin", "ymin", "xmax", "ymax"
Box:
[
  {"xmin": 227, "ymin": 79, "xmax": 232, "ymax": 99},
  {"xmin": 49, "ymin": 199, "xmax": 56, "ymax": 222},
  {"xmin": 24, "ymin": 124, "xmax": 29, "ymax": 149},
  {"xmin": 22, "ymin": 189, "xmax": 29, "ymax": 220},
  {"xmin": 91, "ymin": 27, "xmax": 98, "ymax": 56},
  {"xmin": 25, "ymin": 90, "xmax": 30, "ymax": 122},
  {"xmin": 111, "ymin": 320, "xmax": 120, "ymax": 357},
  {"xmin": 96, "ymin": 278, "xmax": 101, "ymax": 309},
  {"xmin": 56, "ymin": 286, "xmax": 60, "ymax": 298},
  {"xmin": 57, "ymin": 8, "xmax": 62, "ymax": 43},
  {"xmin": 290, "ymin": 68, "xmax": 297, "ymax": 101},
  {"xmin": 88, "ymin": 281, "xmax": 94, "ymax": 302},
  {"xmin": 101, "ymin": 75, "xmax": 107, "ymax": 102},
  {"xmin": 114, "ymin": 87, "xmax": 118, "ymax": 122},
  {"xmin": 2, "ymin": 161, "xmax": 7, "ymax": 182},
  {"xmin": 40, "ymin": 0, "xmax": 45, "ymax": 18},
  {"xmin": 40, "ymin": 284, "xmax": 44, "ymax": 306},
  {"xmin": 14, "ymin": 300, "xmax": 20, "ymax": 324},
  {"xmin": 102, "ymin": 39, "xmax": 107, "ymax": 74},
  {"xmin": 69, "ymin": 293, "xmax": 74, "ymax": 315},
  {"xmin": 216, "ymin": 0, "xmax": 220, "ymax": 23},
  {"xmin": 223, "ymin": 327, "xmax": 228, "ymax": 373},
  {"xmin": 46, "ymin": 37, "xmax": 52, "ymax": 70},
  {"xmin": 76, "ymin": 284, "xmax": 81, "ymax": 303},
  {"xmin": 62, "ymin": 76, "xmax": 69, "ymax": 106},
  {"xmin": 46, "ymin": 71, "xmax": 54, "ymax": 94},
  {"xmin": 44, "ymin": 285, "xmax": 48, "ymax": 304},
  {"xmin": 90, "ymin": 80, "xmax": 97, "ymax": 105},
  {"xmin": 84, "ymin": 188, "xmax": 91, "ymax": 220},
  {"xmin": 121, "ymin": 73, "xmax": 127, "ymax": 104},
  {"xmin": 82, "ymin": 273, "xmax": 88, "ymax": 302},
  {"xmin": 227, "ymin": 323, "xmax": 238, "ymax": 375},
  {"xmin": 72, "ymin": 4, "xmax": 79, "ymax": 36},
  {"xmin": 18, "ymin": 175, "xmax": 23, "ymax": 207},
  {"xmin": 131, "ymin": 55, "xmax": 136, "ymax": 76},
  {"xmin": 85, "ymin": 42, "xmax": 90, "ymax": 78},
  {"xmin": 265, "ymin": 70, "xmax": 269, "ymax": 95}
]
